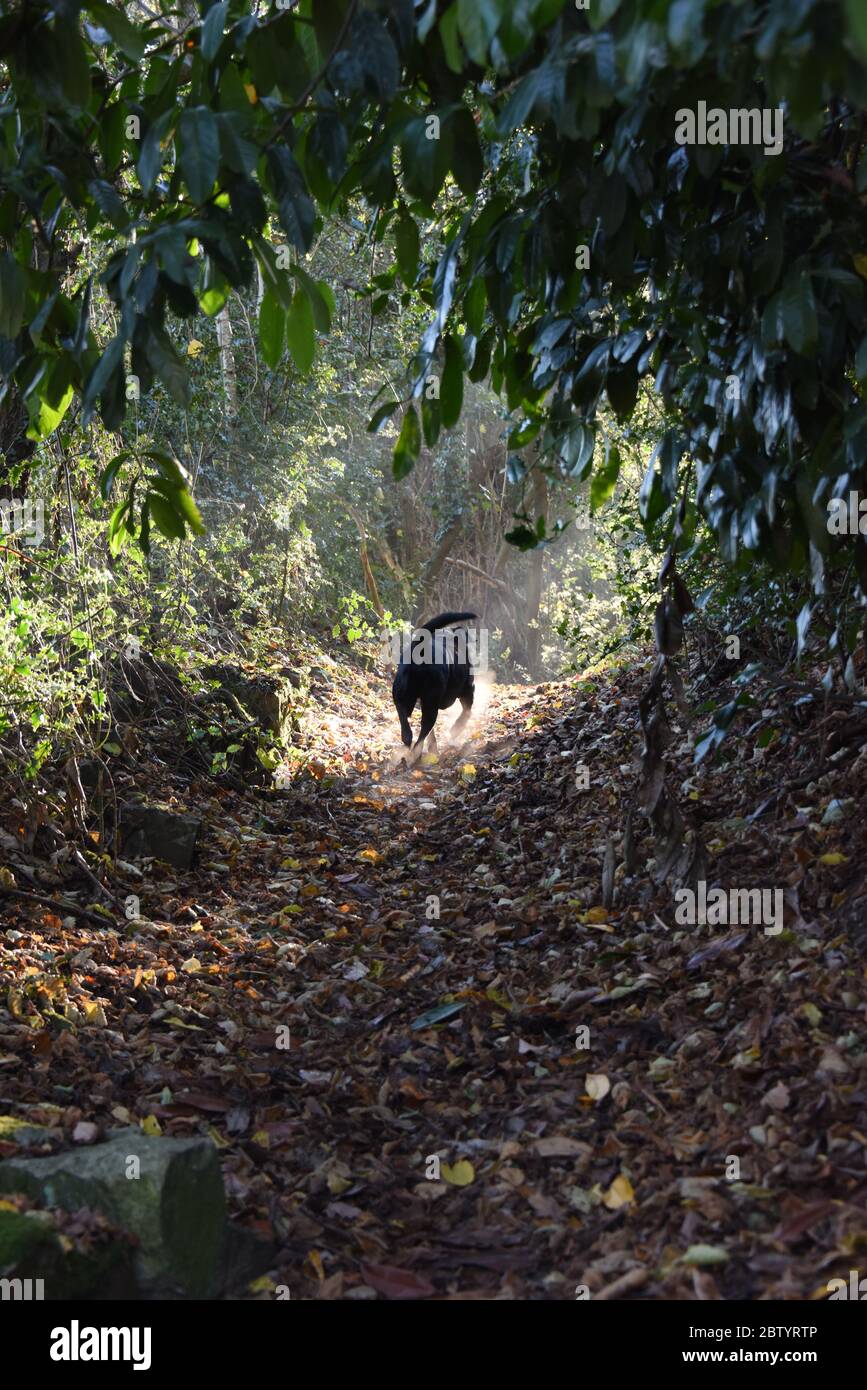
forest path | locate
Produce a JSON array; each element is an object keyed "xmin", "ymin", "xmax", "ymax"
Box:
[{"xmin": 2, "ymin": 655, "xmax": 865, "ymax": 1299}]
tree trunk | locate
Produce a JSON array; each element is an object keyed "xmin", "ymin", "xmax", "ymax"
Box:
[
  {"xmin": 414, "ymin": 511, "xmax": 465, "ymax": 621},
  {"xmin": 525, "ymin": 468, "xmax": 548, "ymax": 677}
]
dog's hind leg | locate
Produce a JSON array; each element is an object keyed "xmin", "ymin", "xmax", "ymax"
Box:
[
  {"xmin": 394, "ymin": 702, "xmax": 414, "ymax": 747},
  {"xmin": 451, "ymin": 692, "xmax": 473, "ymax": 738},
  {"xmin": 413, "ymin": 700, "xmax": 439, "ymax": 753}
]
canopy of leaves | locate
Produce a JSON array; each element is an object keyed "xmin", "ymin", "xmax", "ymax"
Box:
[{"xmin": 2, "ymin": 0, "xmax": 867, "ymax": 652}]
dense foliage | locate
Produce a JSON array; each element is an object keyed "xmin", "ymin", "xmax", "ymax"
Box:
[{"xmin": 2, "ymin": 0, "xmax": 867, "ymax": 784}]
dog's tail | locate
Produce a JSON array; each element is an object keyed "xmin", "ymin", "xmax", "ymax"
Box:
[{"xmin": 419, "ymin": 611, "xmax": 478, "ymax": 632}]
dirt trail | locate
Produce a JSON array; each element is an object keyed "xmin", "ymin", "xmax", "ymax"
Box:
[{"xmin": 2, "ymin": 657, "xmax": 866, "ymax": 1300}]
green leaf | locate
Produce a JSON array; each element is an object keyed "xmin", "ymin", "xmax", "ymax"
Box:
[
  {"xmin": 142, "ymin": 450, "xmax": 191, "ymax": 488},
  {"xmin": 138, "ymin": 110, "xmax": 176, "ymax": 196},
  {"xmin": 449, "ymin": 108, "xmax": 483, "ymax": 197},
  {"xmin": 267, "ymin": 148, "xmax": 315, "ymax": 253},
  {"xmin": 26, "ymin": 357, "xmax": 74, "ymax": 441},
  {"xmin": 169, "ymin": 485, "xmax": 205, "ymax": 536},
  {"xmin": 457, "ymin": 0, "xmax": 500, "ymax": 65},
  {"xmin": 422, "ymin": 392, "xmax": 441, "ymax": 448},
  {"xmin": 393, "ymin": 405, "xmax": 421, "ymax": 479},
  {"xmin": 88, "ymin": 178, "xmax": 129, "ymax": 230},
  {"xmin": 259, "ymin": 290, "xmax": 285, "ymax": 370},
  {"xmin": 86, "ymin": 2, "xmax": 145, "ymax": 61},
  {"xmin": 0, "ymin": 253, "xmax": 25, "ymax": 338},
  {"xmin": 439, "ymin": 4, "xmax": 463, "ymax": 73},
  {"xmin": 82, "ymin": 336, "xmax": 124, "ymax": 426},
  {"xmin": 846, "ymin": 0, "xmax": 867, "ymax": 61},
  {"xmin": 145, "ymin": 326, "xmax": 190, "ymax": 406},
  {"xmin": 353, "ymin": 12, "xmax": 400, "ymax": 101},
  {"xmin": 108, "ymin": 498, "xmax": 133, "ymax": 556},
  {"xmin": 368, "ymin": 399, "xmax": 400, "ymax": 433},
  {"xmin": 201, "ymin": 1, "xmax": 228, "ymax": 62},
  {"xmin": 400, "ymin": 117, "xmax": 451, "ymax": 204},
  {"xmin": 147, "ymin": 491, "xmax": 186, "ymax": 541},
  {"xmin": 498, "ymin": 64, "xmax": 557, "ymax": 136},
  {"xmin": 199, "ymin": 284, "xmax": 229, "ymax": 317},
  {"xmin": 561, "ymin": 423, "xmax": 595, "ymax": 477},
  {"xmin": 667, "ymin": 0, "xmax": 707, "ymax": 64},
  {"xmin": 100, "ymin": 451, "xmax": 132, "ymax": 500},
  {"xmin": 780, "ymin": 271, "xmax": 818, "ymax": 356},
  {"xmin": 590, "ymin": 444, "xmax": 620, "ymax": 510},
  {"xmin": 441, "ymin": 335, "xmax": 464, "ymax": 429},
  {"xmin": 178, "ymin": 107, "xmax": 220, "ymax": 206},
  {"xmin": 395, "ymin": 213, "xmax": 420, "ymax": 284},
  {"xmin": 57, "ymin": 29, "xmax": 92, "ymax": 112},
  {"xmin": 465, "ymin": 278, "xmax": 486, "ymax": 337},
  {"xmin": 291, "ymin": 265, "xmax": 333, "ymax": 332},
  {"xmin": 285, "ymin": 288, "xmax": 315, "ymax": 373}
]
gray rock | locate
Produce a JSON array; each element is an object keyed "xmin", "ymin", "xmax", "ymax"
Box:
[
  {"xmin": 121, "ymin": 804, "xmax": 201, "ymax": 869},
  {"xmin": 0, "ymin": 1130, "xmax": 226, "ymax": 1298},
  {"xmin": 0, "ymin": 1115, "xmax": 58, "ymax": 1150}
]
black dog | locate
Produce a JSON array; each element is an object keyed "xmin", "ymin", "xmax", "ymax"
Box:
[{"xmin": 392, "ymin": 611, "xmax": 478, "ymax": 755}]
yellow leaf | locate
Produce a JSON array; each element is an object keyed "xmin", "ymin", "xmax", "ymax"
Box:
[
  {"xmin": 244, "ymin": 82, "xmax": 258, "ymax": 104},
  {"xmin": 141, "ymin": 1115, "xmax": 162, "ymax": 1137},
  {"xmin": 306, "ymin": 1248, "xmax": 326, "ymax": 1280},
  {"xmin": 186, "ymin": 338, "xmax": 204, "ymax": 358},
  {"xmin": 327, "ymin": 1171, "xmax": 351, "ymax": 1194},
  {"xmin": 248, "ymin": 1275, "xmax": 276, "ymax": 1294},
  {"xmin": 603, "ymin": 1174, "xmax": 635, "ymax": 1209},
  {"xmin": 7, "ymin": 991, "xmax": 26, "ymax": 1019},
  {"xmin": 508, "ymin": 752, "xmax": 520, "ymax": 767},
  {"xmin": 818, "ymin": 852, "xmax": 848, "ymax": 866},
  {"xmin": 460, "ymin": 764, "xmax": 476, "ymax": 782},
  {"xmin": 181, "ymin": 956, "xmax": 202, "ymax": 973},
  {"xmin": 358, "ymin": 847, "xmax": 383, "ymax": 863},
  {"xmin": 584, "ymin": 906, "xmax": 609, "ymax": 922},
  {"xmin": 281, "ymin": 858, "xmax": 303, "ymax": 870},
  {"xmin": 441, "ymin": 1159, "xmax": 475, "ymax": 1186},
  {"xmin": 82, "ymin": 999, "xmax": 107, "ymax": 1026},
  {"xmin": 0, "ymin": 866, "xmax": 16, "ymax": 888},
  {"xmin": 251, "ymin": 1129, "xmax": 270, "ymax": 1148},
  {"xmin": 584, "ymin": 1073, "xmax": 611, "ymax": 1101}
]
